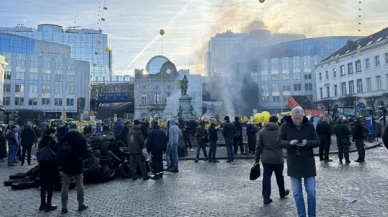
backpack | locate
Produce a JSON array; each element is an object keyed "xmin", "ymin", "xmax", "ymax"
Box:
[
  {"xmin": 57, "ymin": 141, "xmax": 74, "ymax": 167},
  {"xmin": 361, "ymin": 126, "xmax": 369, "ymax": 138}
]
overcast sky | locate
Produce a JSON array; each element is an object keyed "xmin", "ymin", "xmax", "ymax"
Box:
[{"xmin": 1, "ymin": 0, "xmax": 387, "ymax": 75}]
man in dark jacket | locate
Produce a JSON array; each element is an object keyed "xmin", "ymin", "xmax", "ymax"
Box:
[
  {"xmin": 277, "ymin": 107, "xmax": 320, "ymax": 217},
  {"xmin": 256, "ymin": 116, "xmax": 289, "ymax": 205},
  {"xmin": 182, "ymin": 118, "xmax": 192, "ymax": 151},
  {"xmin": 128, "ymin": 120, "xmax": 150, "ymax": 180},
  {"xmin": 113, "ymin": 119, "xmax": 123, "ymax": 140},
  {"xmin": 316, "ymin": 117, "xmax": 332, "ymax": 162},
  {"xmin": 383, "ymin": 123, "xmax": 388, "ymax": 150},
  {"xmin": 20, "ymin": 124, "xmax": 37, "ymax": 166},
  {"xmin": 222, "ymin": 116, "xmax": 237, "ymax": 163},
  {"xmin": 233, "ymin": 117, "xmax": 244, "ymax": 155},
  {"xmin": 194, "ymin": 121, "xmax": 208, "ymax": 163},
  {"xmin": 352, "ymin": 118, "xmax": 365, "ymax": 162},
  {"xmin": 147, "ymin": 121, "xmax": 167, "ymax": 180},
  {"xmin": 246, "ymin": 122, "xmax": 258, "ymax": 154},
  {"xmin": 0, "ymin": 128, "xmax": 6, "ymax": 162},
  {"xmin": 208, "ymin": 118, "xmax": 220, "ymax": 163},
  {"xmin": 6, "ymin": 125, "xmax": 20, "ymax": 166},
  {"xmin": 140, "ymin": 118, "xmax": 149, "ymax": 140},
  {"xmin": 57, "ymin": 123, "xmax": 69, "ymax": 140},
  {"xmin": 334, "ymin": 118, "xmax": 352, "ymax": 164},
  {"xmin": 58, "ymin": 124, "xmax": 88, "ymax": 214},
  {"xmin": 119, "ymin": 121, "xmax": 131, "ymax": 146}
]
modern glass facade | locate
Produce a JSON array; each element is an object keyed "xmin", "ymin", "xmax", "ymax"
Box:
[{"xmin": 0, "ymin": 24, "xmax": 112, "ymax": 80}]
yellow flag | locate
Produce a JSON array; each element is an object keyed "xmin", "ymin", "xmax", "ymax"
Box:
[
  {"xmin": 149, "ymin": 116, "xmax": 154, "ymax": 122},
  {"xmin": 243, "ymin": 116, "xmax": 249, "ymax": 123}
]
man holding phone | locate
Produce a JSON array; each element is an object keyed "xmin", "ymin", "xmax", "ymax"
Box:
[{"xmin": 278, "ymin": 107, "xmax": 320, "ymax": 217}]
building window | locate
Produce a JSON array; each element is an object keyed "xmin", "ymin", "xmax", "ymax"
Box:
[
  {"xmin": 318, "ymin": 72, "xmax": 322, "ymax": 81},
  {"xmin": 28, "ymin": 97, "xmax": 38, "ymax": 105},
  {"xmin": 334, "ymin": 85, "xmax": 338, "ymax": 97},
  {"xmin": 283, "ymin": 95, "xmax": 290, "ymax": 103},
  {"xmin": 29, "ymin": 85, "xmax": 38, "ymax": 93},
  {"xmin": 366, "ymin": 77, "xmax": 371, "ymax": 92},
  {"xmin": 30, "ymin": 73, "xmax": 38, "ymax": 81},
  {"xmin": 4, "ymin": 71, "xmax": 11, "ymax": 80},
  {"xmin": 271, "ymin": 74, "xmax": 278, "ymax": 81},
  {"xmin": 261, "ymin": 96, "xmax": 269, "ymax": 103},
  {"xmin": 272, "ymin": 96, "xmax": 280, "ymax": 103},
  {"xmin": 3, "ymin": 84, "xmax": 10, "ymax": 92},
  {"xmin": 15, "ymin": 84, "xmax": 24, "ymax": 93},
  {"xmin": 356, "ymin": 79, "xmax": 363, "ymax": 93},
  {"xmin": 293, "ymin": 58, "xmax": 299, "ymax": 69},
  {"xmin": 385, "ymin": 53, "xmax": 388, "ymax": 64},
  {"xmin": 43, "ymin": 73, "xmax": 50, "ymax": 81},
  {"xmin": 262, "ymin": 85, "xmax": 269, "ymax": 93},
  {"xmin": 67, "ymin": 75, "xmax": 75, "ymax": 83},
  {"xmin": 347, "ymin": 63, "xmax": 353, "ymax": 75},
  {"xmin": 365, "ymin": 58, "xmax": 370, "ymax": 69},
  {"xmin": 55, "ymin": 74, "xmax": 63, "ymax": 82},
  {"xmin": 272, "ymin": 84, "xmax": 279, "ymax": 92},
  {"xmin": 375, "ymin": 55, "xmax": 380, "ymax": 67},
  {"xmin": 55, "ymin": 98, "xmax": 62, "ymax": 106},
  {"xmin": 66, "ymin": 86, "xmax": 74, "ymax": 94},
  {"xmin": 304, "ymin": 73, "xmax": 312, "ymax": 79},
  {"xmin": 15, "ymin": 97, "xmax": 24, "ymax": 106},
  {"xmin": 261, "ymin": 74, "xmax": 268, "ymax": 81},
  {"xmin": 16, "ymin": 72, "xmax": 24, "ymax": 80},
  {"xmin": 282, "ymin": 73, "xmax": 289, "ymax": 80},
  {"xmin": 141, "ymin": 93, "xmax": 147, "ymax": 105},
  {"xmin": 325, "ymin": 71, "xmax": 329, "ymax": 79},
  {"xmin": 340, "ymin": 65, "xmax": 346, "ymax": 76},
  {"xmin": 42, "ymin": 98, "xmax": 50, "ymax": 106},
  {"xmin": 332, "ymin": 68, "xmax": 337, "ymax": 78},
  {"xmin": 66, "ymin": 98, "xmax": 74, "ymax": 106},
  {"xmin": 293, "ymin": 84, "xmax": 301, "ymax": 91},
  {"xmin": 30, "ymin": 60, "xmax": 38, "ymax": 68},
  {"xmin": 349, "ymin": 80, "xmax": 354, "ymax": 94},
  {"xmin": 356, "ymin": 60, "xmax": 362, "ymax": 72},
  {"xmin": 154, "ymin": 93, "xmax": 160, "ymax": 104},
  {"xmin": 3, "ymin": 97, "xmax": 10, "ymax": 105},
  {"xmin": 377, "ymin": 75, "xmax": 382, "ymax": 90},
  {"xmin": 282, "ymin": 84, "xmax": 290, "ymax": 91},
  {"xmin": 55, "ymin": 86, "xmax": 63, "ymax": 94},
  {"xmin": 304, "ymin": 83, "xmax": 312, "ymax": 91},
  {"xmin": 341, "ymin": 82, "xmax": 347, "ymax": 96},
  {"xmin": 293, "ymin": 73, "xmax": 301, "ymax": 80},
  {"xmin": 42, "ymin": 85, "xmax": 51, "ymax": 94},
  {"xmin": 326, "ymin": 85, "xmax": 330, "ymax": 98},
  {"xmin": 319, "ymin": 88, "xmax": 323, "ymax": 99}
]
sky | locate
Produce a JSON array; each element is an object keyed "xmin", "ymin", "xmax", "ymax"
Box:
[{"xmin": 1, "ymin": 0, "xmax": 388, "ymax": 76}]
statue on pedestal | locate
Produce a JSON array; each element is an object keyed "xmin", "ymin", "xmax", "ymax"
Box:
[
  {"xmin": 181, "ymin": 75, "xmax": 188, "ymax": 96},
  {"xmin": 177, "ymin": 105, "xmax": 183, "ymax": 118}
]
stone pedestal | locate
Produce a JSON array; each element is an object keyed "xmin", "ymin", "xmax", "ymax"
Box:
[{"xmin": 179, "ymin": 95, "xmax": 192, "ymax": 119}]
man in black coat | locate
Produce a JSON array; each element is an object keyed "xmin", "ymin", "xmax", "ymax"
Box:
[
  {"xmin": 58, "ymin": 124, "xmax": 88, "ymax": 214},
  {"xmin": 140, "ymin": 118, "xmax": 149, "ymax": 140},
  {"xmin": 208, "ymin": 118, "xmax": 220, "ymax": 163},
  {"xmin": 147, "ymin": 121, "xmax": 167, "ymax": 180},
  {"xmin": 128, "ymin": 120, "xmax": 150, "ymax": 180},
  {"xmin": 352, "ymin": 118, "xmax": 365, "ymax": 162},
  {"xmin": 233, "ymin": 117, "xmax": 244, "ymax": 155},
  {"xmin": 20, "ymin": 125, "xmax": 37, "ymax": 166},
  {"xmin": 383, "ymin": 123, "xmax": 388, "ymax": 150},
  {"xmin": 119, "ymin": 121, "xmax": 131, "ymax": 146},
  {"xmin": 277, "ymin": 107, "xmax": 320, "ymax": 217},
  {"xmin": 182, "ymin": 119, "xmax": 192, "ymax": 151},
  {"xmin": 334, "ymin": 118, "xmax": 352, "ymax": 164},
  {"xmin": 222, "ymin": 116, "xmax": 237, "ymax": 163},
  {"xmin": 316, "ymin": 117, "xmax": 332, "ymax": 162}
]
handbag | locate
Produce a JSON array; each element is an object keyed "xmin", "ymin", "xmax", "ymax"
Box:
[
  {"xmin": 37, "ymin": 145, "xmax": 57, "ymax": 163},
  {"xmin": 249, "ymin": 163, "xmax": 261, "ymax": 180}
]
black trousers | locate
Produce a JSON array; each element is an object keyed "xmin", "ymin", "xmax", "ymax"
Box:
[
  {"xmin": 151, "ymin": 151, "xmax": 163, "ymax": 174},
  {"xmin": 184, "ymin": 135, "xmax": 192, "ymax": 149},
  {"xmin": 129, "ymin": 154, "xmax": 148, "ymax": 178},
  {"xmin": 233, "ymin": 136, "xmax": 244, "ymax": 154},
  {"xmin": 21, "ymin": 145, "xmax": 32, "ymax": 165},
  {"xmin": 262, "ymin": 163, "xmax": 286, "ymax": 200},
  {"xmin": 41, "ymin": 184, "xmax": 54, "ymax": 205},
  {"xmin": 319, "ymin": 139, "xmax": 330, "ymax": 160},
  {"xmin": 247, "ymin": 134, "xmax": 256, "ymax": 153},
  {"xmin": 337, "ymin": 140, "xmax": 350, "ymax": 161},
  {"xmin": 355, "ymin": 139, "xmax": 365, "ymax": 160}
]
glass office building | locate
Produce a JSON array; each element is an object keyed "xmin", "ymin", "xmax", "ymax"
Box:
[{"xmin": 0, "ymin": 24, "xmax": 112, "ymax": 81}]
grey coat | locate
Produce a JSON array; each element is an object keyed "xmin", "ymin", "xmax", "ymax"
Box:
[{"xmin": 255, "ymin": 122, "xmax": 284, "ymax": 165}]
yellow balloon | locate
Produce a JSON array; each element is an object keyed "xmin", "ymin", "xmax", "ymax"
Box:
[
  {"xmin": 261, "ymin": 111, "xmax": 271, "ymax": 123},
  {"xmin": 259, "ymin": 0, "xmax": 265, "ymax": 3},
  {"xmin": 254, "ymin": 113, "xmax": 263, "ymax": 124},
  {"xmin": 104, "ymin": 46, "xmax": 110, "ymax": 52},
  {"xmin": 159, "ymin": 29, "xmax": 165, "ymax": 35}
]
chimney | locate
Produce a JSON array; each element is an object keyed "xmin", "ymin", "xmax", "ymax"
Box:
[{"xmin": 346, "ymin": 40, "xmax": 354, "ymax": 49}]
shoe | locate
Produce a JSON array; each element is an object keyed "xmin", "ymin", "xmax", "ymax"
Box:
[
  {"xmin": 61, "ymin": 208, "xmax": 68, "ymax": 214},
  {"xmin": 345, "ymin": 160, "xmax": 351, "ymax": 164},
  {"xmin": 208, "ymin": 159, "xmax": 212, "ymax": 163},
  {"xmin": 45, "ymin": 205, "xmax": 57, "ymax": 212},
  {"xmin": 324, "ymin": 159, "xmax": 333, "ymax": 162},
  {"xmin": 78, "ymin": 204, "xmax": 88, "ymax": 212},
  {"xmin": 280, "ymin": 189, "xmax": 290, "ymax": 199},
  {"xmin": 171, "ymin": 167, "xmax": 179, "ymax": 173},
  {"xmin": 204, "ymin": 158, "xmax": 208, "ymax": 161},
  {"xmin": 39, "ymin": 204, "xmax": 46, "ymax": 211},
  {"xmin": 8, "ymin": 164, "xmax": 15, "ymax": 167},
  {"xmin": 132, "ymin": 177, "xmax": 138, "ymax": 181},
  {"xmin": 319, "ymin": 159, "xmax": 324, "ymax": 161},
  {"xmin": 213, "ymin": 160, "xmax": 220, "ymax": 163},
  {"xmin": 355, "ymin": 159, "xmax": 362, "ymax": 162},
  {"xmin": 151, "ymin": 174, "xmax": 160, "ymax": 180},
  {"xmin": 263, "ymin": 199, "xmax": 273, "ymax": 205},
  {"xmin": 226, "ymin": 160, "xmax": 231, "ymax": 163},
  {"xmin": 143, "ymin": 176, "xmax": 151, "ymax": 181},
  {"xmin": 194, "ymin": 159, "xmax": 198, "ymax": 163},
  {"xmin": 20, "ymin": 163, "xmax": 24, "ymax": 166}
]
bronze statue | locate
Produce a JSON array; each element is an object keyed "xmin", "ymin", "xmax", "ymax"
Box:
[{"xmin": 181, "ymin": 75, "xmax": 188, "ymax": 96}]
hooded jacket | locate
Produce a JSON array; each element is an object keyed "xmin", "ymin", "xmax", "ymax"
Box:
[
  {"xmin": 208, "ymin": 123, "xmax": 219, "ymax": 142},
  {"xmin": 113, "ymin": 120, "xmax": 123, "ymax": 137},
  {"xmin": 127, "ymin": 126, "xmax": 144, "ymax": 154},
  {"xmin": 255, "ymin": 122, "xmax": 283, "ymax": 164},
  {"xmin": 168, "ymin": 119, "xmax": 181, "ymax": 145},
  {"xmin": 147, "ymin": 125, "xmax": 167, "ymax": 153},
  {"xmin": 59, "ymin": 130, "xmax": 88, "ymax": 175},
  {"xmin": 277, "ymin": 116, "xmax": 320, "ymax": 178}
]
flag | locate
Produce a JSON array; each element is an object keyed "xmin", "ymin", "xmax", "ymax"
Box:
[{"xmin": 149, "ymin": 116, "xmax": 154, "ymax": 122}]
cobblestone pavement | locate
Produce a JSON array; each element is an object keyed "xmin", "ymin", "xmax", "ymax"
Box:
[{"xmin": 1, "ymin": 146, "xmax": 388, "ymax": 216}]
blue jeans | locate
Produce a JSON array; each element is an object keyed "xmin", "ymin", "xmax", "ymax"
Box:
[
  {"xmin": 291, "ymin": 177, "xmax": 316, "ymax": 217},
  {"xmin": 196, "ymin": 143, "xmax": 207, "ymax": 159},
  {"xmin": 8, "ymin": 145, "xmax": 17, "ymax": 166},
  {"xmin": 166, "ymin": 142, "xmax": 178, "ymax": 168},
  {"xmin": 225, "ymin": 139, "xmax": 233, "ymax": 161},
  {"xmin": 208, "ymin": 141, "xmax": 217, "ymax": 161}
]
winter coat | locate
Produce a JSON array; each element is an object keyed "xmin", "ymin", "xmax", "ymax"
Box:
[
  {"xmin": 208, "ymin": 123, "xmax": 219, "ymax": 142},
  {"xmin": 127, "ymin": 126, "xmax": 144, "ymax": 154},
  {"xmin": 0, "ymin": 131, "xmax": 6, "ymax": 159},
  {"xmin": 119, "ymin": 125, "xmax": 130, "ymax": 146},
  {"xmin": 6, "ymin": 130, "xmax": 19, "ymax": 146},
  {"xmin": 57, "ymin": 125, "xmax": 69, "ymax": 140},
  {"xmin": 147, "ymin": 125, "xmax": 167, "ymax": 153},
  {"xmin": 334, "ymin": 123, "xmax": 352, "ymax": 141},
  {"xmin": 189, "ymin": 120, "xmax": 197, "ymax": 136},
  {"xmin": 246, "ymin": 124, "xmax": 258, "ymax": 135},
  {"xmin": 255, "ymin": 122, "xmax": 284, "ymax": 165},
  {"xmin": 113, "ymin": 121, "xmax": 123, "ymax": 137},
  {"xmin": 222, "ymin": 121, "xmax": 237, "ymax": 140},
  {"xmin": 59, "ymin": 130, "xmax": 88, "ymax": 176},
  {"xmin": 316, "ymin": 121, "xmax": 332, "ymax": 142},
  {"xmin": 182, "ymin": 121, "xmax": 191, "ymax": 138},
  {"xmin": 277, "ymin": 116, "xmax": 320, "ymax": 178},
  {"xmin": 38, "ymin": 136, "xmax": 60, "ymax": 185},
  {"xmin": 140, "ymin": 122, "xmax": 149, "ymax": 139},
  {"xmin": 21, "ymin": 128, "xmax": 37, "ymax": 147},
  {"xmin": 383, "ymin": 124, "xmax": 388, "ymax": 150},
  {"xmin": 168, "ymin": 119, "xmax": 181, "ymax": 145},
  {"xmin": 233, "ymin": 121, "xmax": 243, "ymax": 137},
  {"xmin": 195, "ymin": 126, "xmax": 208, "ymax": 144},
  {"xmin": 353, "ymin": 122, "xmax": 364, "ymax": 140}
]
